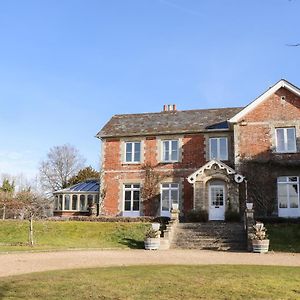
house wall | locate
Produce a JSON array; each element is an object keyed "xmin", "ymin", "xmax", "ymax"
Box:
[
  {"xmin": 101, "ymin": 132, "xmax": 233, "ymax": 216},
  {"xmin": 234, "ymin": 87, "xmax": 300, "ymax": 216}
]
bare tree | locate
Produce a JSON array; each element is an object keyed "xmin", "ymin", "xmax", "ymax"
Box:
[
  {"xmin": 141, "ymin": 163, "xmax": 170, "ymax": 216},
  {"xmin": 39, "ymin": 144, "xmax": 85, "ymax": 192},
  {"xmin": 15, "ymin": 190, "xmax": 50, "ymax": 246}
]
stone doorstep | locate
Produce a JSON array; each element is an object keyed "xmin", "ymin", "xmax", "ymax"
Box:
[{"xmin": 158, "ymin": 238, "xmax": 170, "ymax": 250}]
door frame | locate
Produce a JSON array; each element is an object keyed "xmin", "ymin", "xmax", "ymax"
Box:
[{"xmin": 208, "ymin": 183, "xmax": 225, "ymax": 221}]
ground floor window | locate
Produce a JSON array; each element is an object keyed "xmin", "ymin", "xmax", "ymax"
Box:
[
  {"xmin": 123, "ymin": 184, "xmax": 140, "ymax": 216},
  {"xmin": 277, "ymin": 176, "xmax": 300, "ymax": 217},
  {"xmin": 161, "ymin": 183, "xmax": 179, "ymax": 216}
]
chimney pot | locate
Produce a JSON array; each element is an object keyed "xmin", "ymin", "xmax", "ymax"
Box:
[
  {"xmin": 163, "ymin": 104, "xmax": 167, "ymax": 111},
  {"xmin": 173, "ymin": 104, "xmax": 177, "ymax": 111}
]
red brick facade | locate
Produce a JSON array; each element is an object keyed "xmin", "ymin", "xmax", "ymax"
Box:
[
  {"xmin": 102, "ymin": 133, "xmax": 209, "ymax": 216},
  {"xmin": 99, "ymin": 80, "xmax": 300, "ymax": 218}
]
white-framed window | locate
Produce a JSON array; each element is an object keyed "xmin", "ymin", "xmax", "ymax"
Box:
[
  {"xmin": 162, "ymin": 140, "xmax": 179, "ymax": 162},
  {"xmin": 275, "ymin": 127, "xmax": 296, "ymax": 153},
  {"xmin": 209, "ymin": 137, "xmax": 228, "ymax": 160},
  {"xmin": 277, "ymin": 176, "xmax": 300, "ymax": 217},
  {"xmin": 161, "ymin": 183, "xmax": 179, "ymax": 216},
  {"xmin": 123, "ymin": 184, "xmax": 140, "ymax": 216},
  {"xmin": 125, "ymin": 142, "xmax": 141, "ymax": 163}
]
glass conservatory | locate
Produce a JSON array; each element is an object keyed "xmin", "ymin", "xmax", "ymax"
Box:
[{"xmin": 53, "ymin": 179, "xmax": 100, "ymax": 216}]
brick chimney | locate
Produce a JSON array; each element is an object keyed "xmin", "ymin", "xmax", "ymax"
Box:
[{"xmin": 163, "ymin": 104, "xmax": 177, "ymax": 112}]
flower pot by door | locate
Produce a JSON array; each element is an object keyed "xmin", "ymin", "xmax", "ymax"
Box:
[{"xmin": 252, "ymin": 239, "xmax": 269, "ymax": 253}]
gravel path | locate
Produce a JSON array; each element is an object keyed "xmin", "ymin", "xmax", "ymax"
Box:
[{"xmin": 0, "ymin": 249, "xmax": 299, "ymax": 277}]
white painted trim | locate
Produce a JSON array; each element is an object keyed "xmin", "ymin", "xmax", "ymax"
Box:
[
  {"xmin": 187, "ymin": 159, "xmax": 238, "ymax": 184},
  {"xmin": 229, "ymin": 79, "xmax": 300, "ymax": 123}
]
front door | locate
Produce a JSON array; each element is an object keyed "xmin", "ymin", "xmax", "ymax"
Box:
[{"xmin": 209, "ymin": 184, "xmax": 225, "ymax": 220}]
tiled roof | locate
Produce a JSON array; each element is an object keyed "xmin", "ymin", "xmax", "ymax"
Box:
[
  {"xmin": 97, "ymin": 107, "xmax": 243, "ymax": 138},
  {"xmin": 53, "ymin": 179, "xmax": 99, "ymax": 194}
]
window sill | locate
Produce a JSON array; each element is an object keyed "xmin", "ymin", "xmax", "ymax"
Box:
[
  {"xmin": 122, "ymin": 162, "xmax": 141, "ymax": 165},
  {"xmin": 274, "ymin": 151, "xmax": 297, "ymax": 154}
]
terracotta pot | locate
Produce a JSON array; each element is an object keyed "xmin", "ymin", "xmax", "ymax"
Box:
[
  {"xmin": 144, "ymin": 238, "xmax": 160, "ymax": 250},
  {"xmin": 252, "ymin": 239, "xmax": 269, "ymax": 253}
]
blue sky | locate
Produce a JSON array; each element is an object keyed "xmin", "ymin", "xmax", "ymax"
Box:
[{"xmin": 0, "ymin": 0, "xmax": 300, "ymax": 179}]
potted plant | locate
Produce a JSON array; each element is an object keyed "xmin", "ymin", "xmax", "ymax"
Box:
[
  {"xmin": 251, "ymin": 222, "xmax": 269, "ymax": 253},
  {"xmin": 144, "ymin": 228, "xmax": 160, "ymax": 250}
]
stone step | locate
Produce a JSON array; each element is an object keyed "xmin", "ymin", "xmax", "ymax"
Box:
[{"xmin": 171, "ymin": 222, "xmax": 246, "ymax": 251}]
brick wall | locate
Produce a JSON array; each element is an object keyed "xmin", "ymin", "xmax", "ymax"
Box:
[
  {"xmin": 102, "ymin": 133, "xmax": 210, "ymax": 216},
  {"xmin": 235, "ymin": 87, "xmax": 300, "ymax": 216},
  {"xmin": 236, "ymin": 87, "xmax": 300, "ymax": 162}
]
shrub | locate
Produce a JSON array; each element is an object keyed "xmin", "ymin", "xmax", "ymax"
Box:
[
  {"xmin": 225, "ymin": 210, "xmax": 241, "ymax": 222},
  {"xmin": 185, "ymin": 209, "xmax": 208, "ymax": 222},
  {"xmin": 145, "ymin": 228, "xmax": 160, "ymax": 238}
]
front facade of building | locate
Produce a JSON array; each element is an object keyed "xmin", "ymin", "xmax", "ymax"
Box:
[{"xmin": 97, "ymin": 79, "xmax": 300, "ymax": 220}]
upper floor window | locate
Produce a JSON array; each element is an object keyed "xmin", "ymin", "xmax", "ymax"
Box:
[
  {"xmin": 162, "ymin": 140, "xmax": 179, "ymax": 162},
  {"xmin": 209, "ymin": 137, "xmax": 228, "ymax": 160},
  {"xmin": 125, "ymin": 142, "xmax": 141, "ymax": 163},
  {"xmin": 275, "ymin": 127, "xmax": 296, "ymax": 153}
]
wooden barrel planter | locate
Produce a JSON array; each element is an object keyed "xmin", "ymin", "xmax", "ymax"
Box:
[
  {"xmin": 144, "ymin": 238, "xmax": 160, "ymax": 250},
  {"xmin": 252, "ymin": 239, "xmax": 269, "ymax": 253}
]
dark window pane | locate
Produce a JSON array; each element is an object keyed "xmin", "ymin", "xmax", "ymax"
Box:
[
  {"xmin": 124, "ymin": 200, "xmax": 131, "ymax": 211},
  {"xmin": 125, "ymin": 191, "xmax": 131, "ymax": 201},
  {"xmin": 80, "ymin": 195, "xmax": 86, "ymax": 210},
  {"xmin": 133, "ymin": 190, "xmax": 140, "ymax": 201},
  {"xmin": 72, "ymin": 195, "xmax": 78, "ymax": 210},
  {"xmin": 133, "ymin": 200, "xmax": 139, "ymax": 211},
  {"xmin": 64, "ymin": 195, "xmax": 70, "ymax": 210}
]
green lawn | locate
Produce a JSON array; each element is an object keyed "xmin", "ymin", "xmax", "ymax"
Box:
[
  {"xmin": 1, "ymin": 265, "xmax": 300, "ymax": 299},
  {"xmin": 0, "ymin": 220, "xmax": 150, "ymax": 251},
  {"xmin": 266, "ymin": 223, "xmax": 300, "ymax": 252}
]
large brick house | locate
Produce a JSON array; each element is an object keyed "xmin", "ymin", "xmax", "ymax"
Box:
[{"xmin": 96, "ymin": 79, "xmax": 300, "ymax": 220}]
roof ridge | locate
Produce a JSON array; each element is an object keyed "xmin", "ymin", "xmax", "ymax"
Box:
[{"xmin": 113, "ymin": 106, "xmax": 243, "ymax": 118}]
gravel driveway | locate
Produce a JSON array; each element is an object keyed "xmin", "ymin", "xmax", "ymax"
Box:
[{"xmin": 0, "ymin": 249, "xmax": 299, "ymax": 277}]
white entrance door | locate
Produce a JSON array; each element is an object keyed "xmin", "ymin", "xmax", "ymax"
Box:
[{"xmin": 209, "ymin": 185, "xmax": 225, "ymax": 221}]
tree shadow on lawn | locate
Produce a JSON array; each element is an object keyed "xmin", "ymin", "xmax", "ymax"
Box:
[{"xmin": 120, "ymin": 238, "xmax": 144, "ymax": 249}]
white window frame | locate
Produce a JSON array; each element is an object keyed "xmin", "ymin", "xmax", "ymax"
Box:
[
  {"xmin": 124, "ymin": 141, "xmax": 141, "ymax": 163},
  {"xmin": 162, "ymin": 140, "xmax": 179, "ymax": 162},
  {"xmin": 209, "ymin": 137, "xmax": 228, "ymax": 160},
  {"xmin": 123, "ymin": 184, "xmax": 141, "ymax": 217},
  {"xmin": 275, "ymin": 127, "xmax": 297, "ymax": 153},
  {"xmin": 277, "ymin": 176, "xmax": 300, "ymax": 218},
  {"xmin": 160, "ymin": 183, "xmax": 179, "ymax": 217}
]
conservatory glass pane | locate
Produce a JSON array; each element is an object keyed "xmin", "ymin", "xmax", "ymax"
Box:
[{"xmin": 72, "ymin": 195, "xmax": 78, "ymax": 210}]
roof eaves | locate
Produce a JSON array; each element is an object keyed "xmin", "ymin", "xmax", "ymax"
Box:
[{"xmin": 229, "ymin": 79, "xmax": 300, "ymax": 123}]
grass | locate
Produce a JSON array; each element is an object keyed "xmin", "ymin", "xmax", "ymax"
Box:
[
  {"xmin": 0, "ymin": 220, "xmax": 150, "ymax": 251},
  {"xmin": 266, "ymin": 223, "xmax": 300, "ymax": 252},
  {"xmin": 0, "ymin": 265, "xmax": 300, "ymax": 299}
]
